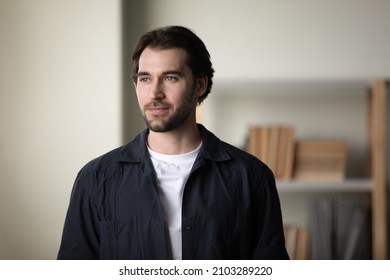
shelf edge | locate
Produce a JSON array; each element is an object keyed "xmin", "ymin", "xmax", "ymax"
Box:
[{"xmin": 276, "ymin": 178, "xmax": 373, "ymax": 192}]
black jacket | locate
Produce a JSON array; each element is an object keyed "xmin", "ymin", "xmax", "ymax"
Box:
[{"xmin": 57, "ymin": 124, "xmax": 289, "ymax": 260}]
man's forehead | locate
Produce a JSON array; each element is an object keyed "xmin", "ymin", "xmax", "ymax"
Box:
[{"xmin": 138, "ymin": 47, "xmax": 189, "ymax": 73}]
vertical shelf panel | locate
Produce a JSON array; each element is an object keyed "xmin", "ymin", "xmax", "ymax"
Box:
[{"xmin": 370, "ymin": 79, "xmax": 387, "ymax": 259}]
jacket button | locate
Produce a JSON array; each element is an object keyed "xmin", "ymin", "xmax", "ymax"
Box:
[{"xmin": 184, "ymin": 225, "xmax": 193, "ymax": 231}]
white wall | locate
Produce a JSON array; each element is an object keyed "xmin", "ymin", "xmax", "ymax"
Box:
[
  {"xmin": 0, "ymin": 0, "xmax": 121, "ymax": 259},
  {"xmin": 144, "ymin": 0, "xmax": 390, "ymax": 79}
]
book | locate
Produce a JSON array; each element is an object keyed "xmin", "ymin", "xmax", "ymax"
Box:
[
  {"xmin": 246, "ymin": 125, "xmax": 295, "ymax": 179},
  {"xmin": 307, "ymin": 195, "xmax": 371, "ymax": 260},
  {"xmin": 284, "ymin": 225, "xmax": 309, "ymax": 260},
  {"xmin": 284, "ymin": 225, "xmax": 298, "ymax": 259},
  {"xmin": 267, "ymin": 126, "xmax": 280, "ymax": 173},
  {"xmin": 293, "ymin": 140, "xmax": 347, "ymax": 181},
  {"xmin": 276, "ymin": 126, "xmax": 289, "ymax": 178},
  {"xmin": 258, "ymin": 126, "xmax": 269, "ymax": 163},
  {"xmin": 282, "ymin": 127, "xmax": 295, "ymax": 179},
  {"xmin": 295, "ymin": 227, "xmax": 309, "ymax": 260},
  {"xmin": 247, "ymin": 126, "xmax": 259, "ymax": 159},
  {"xmin": 307, "ymin": 196, "xmax": 333, "ymax": 259}
]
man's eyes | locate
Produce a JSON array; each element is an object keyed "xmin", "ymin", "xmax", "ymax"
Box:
[
  {"xmin": 164, "ymin": 76, "xmax": 178, "ymax": 82},
  {"xmin": 137, "ymin": 75, "xmax": 179, "ymax": 83},
  {"xmin": 138, "ymin": 76, "xmax": 150, "ymax": 83}
]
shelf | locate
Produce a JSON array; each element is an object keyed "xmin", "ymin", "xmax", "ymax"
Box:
[
  {"xmin": 204, "ymin": 78, "xmax": 387, "ymax": 259},
  {"xmin": 276, "ymin": 178, "xmax": 373, "ymax": 193}
]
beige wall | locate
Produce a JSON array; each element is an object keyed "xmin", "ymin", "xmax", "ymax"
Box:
[{"xmin": 0, "ymin": 0, "xmax": 121, "ymax": 259}]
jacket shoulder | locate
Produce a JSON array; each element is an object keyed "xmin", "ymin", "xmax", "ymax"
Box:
[
  {"xmin": 77, "ymin": 130, "xmax": 147, "ymax": 178},
  {"xmin": 77, "ymin": 145, "xmax": 126, "ymax": 179}
]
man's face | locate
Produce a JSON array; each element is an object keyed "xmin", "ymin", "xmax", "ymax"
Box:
[{"xmin": 134, "ymin": 47, "xmax": 203, "ymax": 132}]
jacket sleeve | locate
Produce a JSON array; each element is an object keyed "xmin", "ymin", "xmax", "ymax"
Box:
[
  {"xmin": 251, "ymin": 166, "xmax": 290, "ymax": 260},
  {"xmin": 57, "ymin": 170, "xmax": 101, "ymax": 260}
]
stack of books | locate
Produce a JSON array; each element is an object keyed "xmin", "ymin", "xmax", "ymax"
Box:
[
  {"xmin": 247, "ymin": 125, "xmax": 295, "ymax": 179},
  {"xmin": 306, "ymin": 195, "xmax": 371, "ymax": 259},
  {"xmin": 293, "ymin": 140, "xmax": 347, "ymax": 181}
]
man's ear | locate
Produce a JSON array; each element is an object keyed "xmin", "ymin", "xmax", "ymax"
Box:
[{"xmin": 196, "ymin": 75, "xmax": 208, "ymax": 99}]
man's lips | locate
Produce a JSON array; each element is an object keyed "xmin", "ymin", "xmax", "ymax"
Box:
[{"xmin": 145, "ymin": 105, "xmax": 170, "ymax": 115}]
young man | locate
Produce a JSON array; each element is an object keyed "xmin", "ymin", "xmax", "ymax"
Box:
[{"xmin": 57, "ymin": 26, "xmax": 289, "ymax": 260}]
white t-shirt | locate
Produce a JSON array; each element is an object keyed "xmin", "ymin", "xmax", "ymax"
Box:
[{"xmin": 148, "ymin": 143, "xmax": 202, "ymax": 260}]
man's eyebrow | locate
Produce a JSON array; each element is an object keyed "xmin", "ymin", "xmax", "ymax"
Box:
[
  {"xmin": 135, "ymin": 70, "xmax": 184, "ymax": 77},
  {"xmin": 162, "ymin": 70, "xmax": 183, "ymax": 76},
  {"xmin": 135, "ymin": 71, "xmax": 150, "ymax": 77}
]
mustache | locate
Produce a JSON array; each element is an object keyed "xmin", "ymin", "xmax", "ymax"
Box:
[{"xmin": 144, "ymin": 101, "xmax": 171, "ymax": 109}]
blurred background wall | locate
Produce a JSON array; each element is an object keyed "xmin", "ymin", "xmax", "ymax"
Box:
[
  {"xmin": 0, "ymin": 0, "xmax": 390, "ymax": 259},
  {"xmin": 0, "ymin": 0, "xmax": 122, "ymax": 259}
]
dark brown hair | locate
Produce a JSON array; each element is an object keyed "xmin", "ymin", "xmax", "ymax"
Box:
[{"xmin": 132, "ymin": 26, "xmax": 214, "ymax": 103}]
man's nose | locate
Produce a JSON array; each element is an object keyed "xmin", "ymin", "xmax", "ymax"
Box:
[{"xmin": 148, "ymin": 80, "xmax": 165, "ymax": 100}]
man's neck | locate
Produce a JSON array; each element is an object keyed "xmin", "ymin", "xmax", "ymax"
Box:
[{"xmin": 147, "ymin": 123, "xmax": 201, "ymax": 155}]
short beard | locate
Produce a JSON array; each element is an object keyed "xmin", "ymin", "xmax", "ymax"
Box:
[
  {"xmin": 143, "ymin": 94, "xmax": 197, "ymax": 133},
  {"xmin": 143, "ymin": 104, "xmax": 193, "ymax": 132}
]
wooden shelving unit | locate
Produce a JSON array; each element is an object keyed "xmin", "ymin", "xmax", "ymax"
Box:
[
  {"xmin": 202, "ymin": 78, "xmax": 388, "ymax": 259},
  {"xmin": 368, "ymin": 79, "xmax": 387, "ymax": 260}
]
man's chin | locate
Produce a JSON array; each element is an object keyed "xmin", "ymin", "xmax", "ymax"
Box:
[
  {"xmin": 147, "ymin": 122, "xmax": 182, "ymax": 133},
  {"xmin": 145, "ymin": 120, "xmax": 171, "ymax": 133},
  {"xmin": 144, "ymin": 113, "xmax": 189, "ymax": 133}
]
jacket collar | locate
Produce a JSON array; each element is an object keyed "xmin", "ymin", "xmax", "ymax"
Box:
[{"xmin": 116, "ymin": 124, "xmax": 231, "ymax": 163}]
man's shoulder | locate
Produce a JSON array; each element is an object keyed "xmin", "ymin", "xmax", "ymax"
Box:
[
  {"xmin": 78, "ymin": 145, "xmax": 126, "ymax": 178},
  {"xmin": 77, "ymin": 130, "xmax": 147, "ymax": 178}
]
